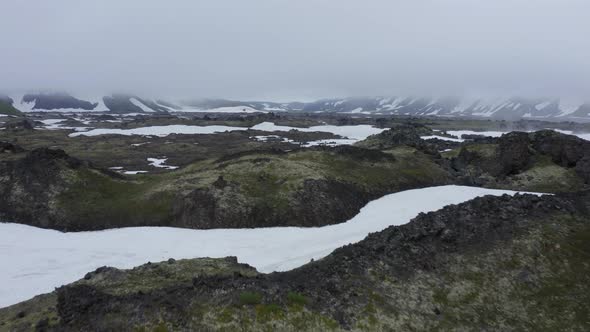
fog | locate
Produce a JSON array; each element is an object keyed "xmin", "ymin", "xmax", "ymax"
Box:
[{"xmin": 1, "ymin": 0, "xmax": 589, "ymax": 101}]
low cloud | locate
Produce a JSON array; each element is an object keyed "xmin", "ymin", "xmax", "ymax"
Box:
[{"xmin": 1, "ymin": 0, "xmax": 589, "ymax": 101}]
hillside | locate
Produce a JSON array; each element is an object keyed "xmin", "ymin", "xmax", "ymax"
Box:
[
  {"xmin": 1, "ymin": 126, "xmax": 590, "ymax": 232},
  {"xmin": 2, "ymin": 190, "xmax": 588, "ymax": 331},
  {"xmin": 0, "ymin": 95, "xmax": 23, "ymax": 116},
  {"xmin": 0, "ymin": 144, "xmax": 450, "ymax": 231}
]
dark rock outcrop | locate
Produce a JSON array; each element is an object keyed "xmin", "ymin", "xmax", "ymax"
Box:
[
  {"xmin": 3, "ymin": 119, "xmax": 37, "ymax": 130},
  {"xmin": 172, "ymin": 179, "xmax": 373, "ymax": 228},
  {"xmin": 0, "ymin": 148, "xmax": 90, "ymax": 229},
  {"xmin": 531, "ymin": 130, "xmax": 590, "ymax": 167},
  {"xmin": 0, "ymin": 141, "xmax": 24, "ymax": 153},
  {"xmin": 496, "ymin": 131, "xmax": 532, "ymax": 175},
  {"xmin": 359, "ymin": 123, "xmax": 460, "ymax": 155},
  {"xmin": 452, "ymin": 130, "xmax": 590, "ymax": 185}
]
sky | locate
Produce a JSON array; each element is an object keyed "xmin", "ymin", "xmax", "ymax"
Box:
[{"xmin": 0, "ymin": 0, "xmax": 589, "ymax": 101}]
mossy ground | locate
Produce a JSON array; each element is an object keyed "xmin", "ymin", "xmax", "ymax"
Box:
[
  {"xmin": 56, "ymin": 168, "xmax": 176, "ymax": 228},
  {"xmin": 357, "ymin": 214, "xmax": 590, "ymax": 331}
]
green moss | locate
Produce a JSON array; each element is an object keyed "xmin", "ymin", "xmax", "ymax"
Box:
[
  {"xmin": 255, "ymin": 304, "xmax": 284, "ymax": 322},
  {"xmin": 77, "ymin": 258, "xmax": 257, "ymax": 296},
  {"xmin": 239, "ymin": 292, "xmax": 262, "ymax": 306},
  {"xmin": 152, "ymin": 322, "xmax": 169, "ymax": 332},
  {"xmin": 216, "ymin": 307, "xmax": 235, "ymax": 324},
  {"xmin": 57, "ymin": 169, "xmax": 174, "ymax": 227},
  {"xmin": 0, "ymin": 101, "xmax": 22, "ymax": 116},
  {"xmin": 287, "ymin": 292, "xmax": 308, "ymax": 306},
  {"xmin": 0, "ymin": 293, "xmax": 59, "ymax": 331},
  {"xmin": 503, "ymin": 157, "xmax": 584, "ymax": 193},
  {"xmin": 432, "ymin": 287, "xmax": 450, "ymax": 306},
  {"xmin": 464, "ymin": 143, "xmax": 497, "ymax": 158}
]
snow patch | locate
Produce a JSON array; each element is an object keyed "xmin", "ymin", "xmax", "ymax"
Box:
[
  {"xmin": 147, "ymin": 157, "xmax": 178, "ymax": 170},
  {"xmin": 129, "ymin": 98, "xmax": 155, "ymax": 113},
  {"xmin": 69, "ymin": 125, "xmax": 249, "ymax": 137}
]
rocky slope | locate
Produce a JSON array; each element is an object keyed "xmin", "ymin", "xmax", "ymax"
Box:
[
  {"xmin": 447, "ymin": 130, "xmax": 590, "ymax": 192},
  {"xmin": 2, "ymin": 190, "xmax": 588, "ymax": 331},
  {"xmin": 0, "ymin": 144, "xmax": 451, "ymax": 231}
]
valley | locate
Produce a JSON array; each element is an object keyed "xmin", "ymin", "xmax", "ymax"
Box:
[{"xmin": 1, "ymin": 109, "xmax": 590, "ymax": 331}]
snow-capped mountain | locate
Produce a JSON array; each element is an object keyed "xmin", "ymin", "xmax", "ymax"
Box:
[
  {"xmin": 301, "ymin": 97, "xmax": 590, "ymax": 120},
  {"xmin": 1, "ymin": 92, "xmax": 589, "ymax": 120}
]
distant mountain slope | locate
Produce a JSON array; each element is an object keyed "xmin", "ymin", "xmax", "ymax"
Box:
[
  {"xmin": 7, "ymin": 93, "xmax": 106, "ymax": 113},
  {"xmin": 22, "ymin": 93, "xmax": 98, "ymax": 111},
  {"xmin": 4, "ymin": 91, "xmax": 589, "ymax": 120},
  {"xmin": 301, "ymin": 96, "xmax": 590, "ymax": 120},
  {"xmin": 182, "ymin": 98, "xmax": 292, "ymax": 112},
  {"xmin": 0, "ymin": 95, "xmax": 23, "ymax": 116},
  {"xmin": 102, "ymin": 94, "xmax": 170, "ymax": 113}
]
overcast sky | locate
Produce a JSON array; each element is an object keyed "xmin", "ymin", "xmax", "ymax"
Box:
[{"xmin": 1, "ymin": 0, "xmax": 589, "ymax": 101}]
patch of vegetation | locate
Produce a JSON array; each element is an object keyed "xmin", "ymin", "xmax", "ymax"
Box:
[
  {"xmin": 56, "ymin": 169, "xmax": 175, "ymax": 229},
  {"xmin": 287, "ymin": 292, "xmax": 308, "ymax": 306},
  {"xmin": 502, "ymin": 156, "xmax": 585, "ymax": 193},
  {"xmin": 255, "ymin": 304, "xmax": 284, "ymax": 322},
  {"xmin": 463, "ymin": 143, "xmax": 497, "ymax": 158},
  {"xmin": 239, "ymin": 291, "xmax": 262, "ymax": 306},
  {"xmin": 78, "ymin": 258, "xmax": 258, "ymax": 296},
  {"xmin": 0, "ymin": 294, "xmax": 59, "ymax": 331},
  {"xmin": 0, "ymin": 101, "xmax": 22, "ymax": 116}
]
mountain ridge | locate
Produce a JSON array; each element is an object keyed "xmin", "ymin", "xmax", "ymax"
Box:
[{"xmin": 2, "ymin": 92, "xmax": 589, "ymax": 121}]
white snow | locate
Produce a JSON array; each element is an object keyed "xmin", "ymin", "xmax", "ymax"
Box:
[
  {"xmin": 8, "ymin": 94, "xmax": 35, "ymax": 112},
  {"xmin": 421, "ymin": 135, "xmax": 464, "ymax": 142},
  {"xmin": 302, "ymin": 139, "xmax": 358, "ymax": 147},
  {"xmin": 251, "ymin": 135, "xmax": 295, "ymax": 143},
  {"xmin": 174, "ymin": 106, "xmax": 267, "ymax": 114},
  {"xmin": 69, "ymin": 125, "xmax": 249, "ymax": 137},
  {"xmin": 123, "ymin": 170, "xmax": 148, "ymax": 175},
  {"xmin": 535, "ymin": 101, "xmax": 552, "ymax": 111},
  {"xmin": 558, "ymin": 98, "xmax": 584, "ymax": 116},
  {"xmin": 381, "ymin": 97, "xmax": 404, "ymax": 110},
  {"xmin": 252, "ymin": 135, "xmax": 358, "ymax": 147},
  {"xmin": 250, "ymin": 122, "xmax": 385, "ymax": 141},
  {"xmin": 131, "ymin": 142, "xmax": 150, "ymax": 147},
  {"xmin": 447, "ymin": 130, "xmax": 508, "ymax": 138},
  {"xmin": 0, "ymin": 185, "xmax": 541, "ymax": 308},
  {"xmin": 147, "ymin": 157, "xmax": 179, "ymax": 170},
  {"xmin": 37, "ymin": 119, "xmax": 90, "ymax": 131},
  {"xmin": 69, "ymin": 122, "xmax": 384, "ymax": 142},
  {"xmin": 129, "ymin": 98, "xmax": 155, "ymax": 113},
  {"xmin": 451, "ymin": 98, "xmax": 477, "ymax": 113}
]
